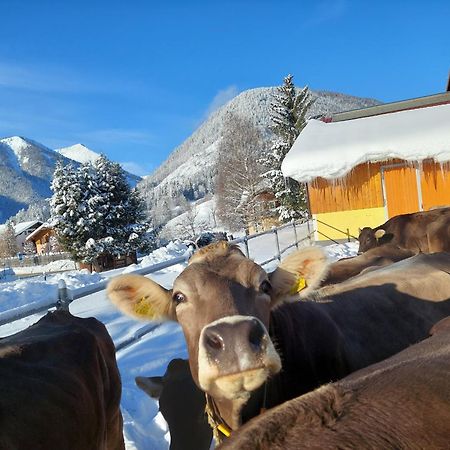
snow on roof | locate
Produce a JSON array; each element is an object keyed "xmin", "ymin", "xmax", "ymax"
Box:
[
  {"xmin": 25, "ymin": 219, "xmax": 57, "ymax": 241},
  {"xmin": 14, "ymin": 221, "xmax": 42, "ymax": 236},
  {"xmin": 282, "ymin": 103, "xmax": 450, "ymax": 182}
]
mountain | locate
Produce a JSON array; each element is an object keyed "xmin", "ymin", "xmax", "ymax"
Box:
[
  {"xmin": 0, "ymin": 137, "xmax": 141, "ymax": 223},
  {"xmin": 56, "ymin": 143, "xmax": 101, "ymax": 164},
  {"xmin": 138, "ymin": 87, "xmax": 381, "ymax": 225},
  {"xmin": 56, "ymin": 143, "xmax": 141, "ymax": 187}
]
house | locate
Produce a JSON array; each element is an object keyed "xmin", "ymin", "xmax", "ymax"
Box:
[
  {"xmin": 26, "ymin": 221, "xmax": 60, "ymax": 254},
  {"xmin": 78, "ymin": 253, "xmax": 138, "ymax": 273},
  {"xmin": 282, "ymin": 91, "xmax": 450, "ymax": 241},
  {"xmin": 14, "ymin": 221, "xmax": 43, "ymax": 251}
]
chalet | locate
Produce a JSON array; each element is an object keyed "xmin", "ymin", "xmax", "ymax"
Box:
[
  {"xmin": 282, "ymin": 91, "xmax": 450, "ymax": 241},
  {"xmin": 14, "ymin": 221, "xmax": 42, "ymax": 251},
  {"xmin": 26, "ymin": 221, "xmax": 60, "ymax": 254}
]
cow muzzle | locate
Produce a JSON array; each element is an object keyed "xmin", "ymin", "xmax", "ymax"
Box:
[{"xmin": 197, "ymin": 316, "xmax": 281, "ymax": 400}]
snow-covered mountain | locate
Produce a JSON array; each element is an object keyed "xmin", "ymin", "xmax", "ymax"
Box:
[
  {"xmin": 0, "ymin": 137, "xmax": 141, "ymax": 223},
  {"xmin": 55, "ymin": 143, "xmax": 101, "ymax": 164},
  {"xmin": 138, "ymin": 87, "xmax": 381, "ymax": 222}
]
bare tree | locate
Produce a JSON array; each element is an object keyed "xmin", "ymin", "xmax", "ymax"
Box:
[
  {"xmin": 0, "ymin": 222, "xmax": 18, "ymax": 257},
  {"xmin": 215, "ymin": 114, "xmax": 267, "ymax": 231}
]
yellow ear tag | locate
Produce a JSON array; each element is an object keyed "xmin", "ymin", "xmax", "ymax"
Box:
[
  {"xmin": 290, "ymin": 277, "xmax": 307, "ymax": 295},
  {"xmin": 217, "ymin": 424, "xmax": 231, "ymax": 437},
  {"xmin": 134, "ymin": 296, "xmax": 156, "ymax": 318}
]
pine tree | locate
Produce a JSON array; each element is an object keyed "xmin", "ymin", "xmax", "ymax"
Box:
[
  {"xmin": 262, "ymin": 74, "xmax": 314, "ymax": 222},
  {"xmin": 50, "ymin": 156, "xmax": 154, "ymax": 263}
]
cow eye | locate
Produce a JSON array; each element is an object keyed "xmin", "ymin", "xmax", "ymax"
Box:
[
  {"xmin": 260, "ymin": 280, "xmax": 271, "ymax": 294},
  {"xmin": 172, "ymin": 292, "xmax": 186, "ymax": 305}
]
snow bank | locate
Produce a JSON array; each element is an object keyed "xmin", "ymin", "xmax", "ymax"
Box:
[{"xmin": 282, "ymin": 103, "xmax": 450, "ymax": 182}]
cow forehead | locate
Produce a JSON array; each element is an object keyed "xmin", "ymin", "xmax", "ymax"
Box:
[{"xmin": 174, "ymin": 257, "xmax": 266, "ymax": 291}]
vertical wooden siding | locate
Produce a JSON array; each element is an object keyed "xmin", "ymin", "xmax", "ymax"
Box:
[
  {"xmin": 309, "ymin": 159, "xmax": 450, "ymax": 216},
  {"xmin": 382, "ymin": 165, "xmax": 419, "ymax": 217},
  {"xmin": 420, "ymin": 160, "xmax": 450, "ymax": 210},
  {"xmin": 308, "ymin": 163, "xmax": 384, "ymax": 214}
]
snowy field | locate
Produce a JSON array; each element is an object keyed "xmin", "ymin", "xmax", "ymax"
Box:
[{"xmin": 0, "ymin": 233, "xmax": 358, "ymax": 450}]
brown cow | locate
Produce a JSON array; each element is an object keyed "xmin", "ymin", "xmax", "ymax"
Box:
[
  {"xmin": 220, "ymin": 317, "xmax": 450, "ymax": 450},
  {"xmin": 358, "ymin": 206, "xmax": 450, "ymax": 253},
  {"xmin": 107, "ymin": 242, "xmax": 450, "ymax": 442},
  {"xmin": 0, "ymin": 310, "xmax": 124, "ymax": 450},
  {"xmin": 313, "ymin": 243, "xmax": 415, "ymax": 287}
]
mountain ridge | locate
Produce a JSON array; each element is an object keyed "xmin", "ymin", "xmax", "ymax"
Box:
[
  {"xmin": 0, "ymin": 137, "xmax": 141, "ymax": 223},
  {"xmin": 138, "ymin": 86, "xmax": 381, "ymax": 225}
]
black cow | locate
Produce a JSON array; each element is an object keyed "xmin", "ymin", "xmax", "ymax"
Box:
[
  {"xmin": 135, "ymin": 358, "xmax": 212, "ymax": 450},
  {"xmin": 0, "ymin": 310, "xmax": 124, "ymax": 450},
  {"xmin": 220, "ymin": 317, "xmax": 450, "ymax": 449}
]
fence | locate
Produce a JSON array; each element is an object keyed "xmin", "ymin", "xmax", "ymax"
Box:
[
  {"xmin": 0, "ymin": 252, "xmax": 73, "ymax": 269},
  {"xmin": 0, "ymin": 219, "xmax": 315, "ymax": 350}
]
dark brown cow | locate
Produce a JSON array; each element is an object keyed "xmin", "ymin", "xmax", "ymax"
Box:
[
  {"xmin": 107, "ymin": 242, "xmax": 450, "ymax": 442},
  {"xmin": 358, "ymin": 206, "xmax": 450, "ymax": 253},
  {"xmin": 0, "ymin": 310, "xmax": 124, "ymax": 450},
  {"xmin": 321, "ymin": 243, "xmax": 415, "ymax": 286},
  {"xmin": 135, "ymin": 359, "xmax": 212, "ymax": 450},
  {"xmin": 220, "ymin": 317, "xmax": 450, "ymax": 450}
]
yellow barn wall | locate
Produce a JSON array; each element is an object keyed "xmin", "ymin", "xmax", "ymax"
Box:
[{"xmin": 313, "ymin": 207, "xmax": 386, "ymax": 241}]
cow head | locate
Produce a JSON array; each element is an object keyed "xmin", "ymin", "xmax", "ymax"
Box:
[
  {"xmin": 107, "ymin": 243, "xmax": 329, "ymax": 428},
  {"xmin": 358, "ymin": 227, "xmax": 392, "ymax": 252}
]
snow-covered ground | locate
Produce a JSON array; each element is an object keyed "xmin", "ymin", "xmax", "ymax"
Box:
[{"xmin": 0, "ymin": 234, "xmax": 358, "ymax": 450}]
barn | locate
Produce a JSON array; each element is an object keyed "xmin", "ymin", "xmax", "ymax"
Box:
[{"xmin": 282, "ymin": 91, "xmax": 450, "ymax": 241}]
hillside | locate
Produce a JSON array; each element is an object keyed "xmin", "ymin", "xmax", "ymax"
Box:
[
  {"xmin": 138, "ymin": 87, "xmax": 381, "ymax": 224},
  {"xmin": 0, "ymin": 137, "xmax": 141, "ymax": 223}
]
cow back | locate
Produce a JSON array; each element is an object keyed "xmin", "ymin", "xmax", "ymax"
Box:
[
  {"xmin": 0, "ymin": 311, "xmax": 124, "ymax": 450},
  {"xmin": 220, "ymin": 317, "xmax": 450, "ymax": 450}
]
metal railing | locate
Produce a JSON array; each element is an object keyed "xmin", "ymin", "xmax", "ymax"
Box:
[
  {"xmin": 0, "ymin": 219, "xmax": 315, "ymax": 351},
  {"xmin": 314, "ymin": 219, "xmax": 358, "ymax": 244}
]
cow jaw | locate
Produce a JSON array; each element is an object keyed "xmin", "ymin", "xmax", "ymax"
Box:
[{"xmin": 197, "ymin": 316, "xmax": 281, "ymax": 401}]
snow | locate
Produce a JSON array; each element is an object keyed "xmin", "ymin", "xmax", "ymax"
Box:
[
  {"xmin": 14, "ymin": 220, "xmax": 41, "ymax": 236},
  {"xmin": 282, "ymin": 103, "xmax": 450, "ymax": 182},
  {"xmin": 13, "ymin": 259, "xmax": 77, "ymax": 275},
  {"xmin": 160, "ymin": 198, "xmax": 224, "ymax": 239},
  {"xmin": 0, "ymin": 236, "xmax": 357, "ymax": 449},
  {"xmin": 56, "ymin": 143, "xmax": 101, "ymax": 164}
]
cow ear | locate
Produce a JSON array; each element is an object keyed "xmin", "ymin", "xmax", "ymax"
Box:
[
  {"xmin": 374, "ymin": 229, "xmax": 386, "ymax": 240},
  {"xmin": 135, "ymin": 376, "xmax": 164, "ymax": 399},
  {"xmin": 107, "ymin": 274, "xmax": 176, "ymax": 321},
  {"xmin": 269, "ymin": 246, "xmax": 330, "ymax": 305}
]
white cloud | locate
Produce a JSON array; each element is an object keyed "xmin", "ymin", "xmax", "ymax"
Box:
[
  {"xmin": 120, "ymin": 161, "xmax": 153, "ymax": 177},
  {"xmin": 204, "ymin": 85, "xmax": 239, "ymax": 118}
]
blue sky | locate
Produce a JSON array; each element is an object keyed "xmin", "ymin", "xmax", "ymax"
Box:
[{"xmin": 1, "ymin": 0, "xmax": 449, "ymax": 176}]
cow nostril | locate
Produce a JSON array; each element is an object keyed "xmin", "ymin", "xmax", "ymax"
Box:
[
  {"xmin": 204, "ymin": 330, "xmax": 224, "ymax": 352},
  {"xmin": 248, "ymin": 319, "xmax": 264, "ymax": 351}
]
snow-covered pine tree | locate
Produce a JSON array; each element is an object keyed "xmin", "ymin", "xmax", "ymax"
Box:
[
  {"xmin": 262, "ymin": 74, "xmax": 314, "ymax": 222},
  {"xmin": 92, "ymin": 155, "xmax": 153, "ymax": 257},
  {"xmin": 50, "ymin": 160, "xmax": 90, "ymax": 261},
  {"xmin": 50, "ymin": 156, "xmax": 153, "ymax": 264}
]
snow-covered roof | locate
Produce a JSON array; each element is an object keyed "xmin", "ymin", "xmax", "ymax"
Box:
[
  {"xmin": 25, "ymin": 218, "xmax": 58, "ymax": 241},
  {"xmin": 14, "ymin": 220, "xmax": 42, "ymax": 236},
  {"xmin": 282, "ymin": 103, "xmax": 450, "ymax": 182}
]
